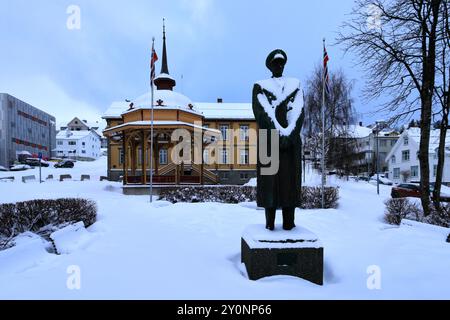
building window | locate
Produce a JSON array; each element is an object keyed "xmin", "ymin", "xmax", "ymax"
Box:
[
  {"xmin": 220, "ymin": 125, "xmax": 229, "ymax": 141},
  {"xmin": 221, "ymin": 149, "xmax": 229, "ymax": 164},
  {"xmin": 391, "ymin": 140, "xmax": 397, "ymax": 146},
  {"xmin": 82, "ymin": 150, "xmax": 86, "ymax": 154},
  {"xmin": 69, "ymin": 141, "xmax": 76, "ymax": 146},
  {"xmin": 433, "ymin": 165, "xmax": 437, "ymax": 177},
  {"xmin": 159, "ymin": 149, "xmax": 168, "ymax": 165},
  {"xmin": 391, "ymin": 156, "xmax": 396, "ymax": 164},
  {"xmin": 57, "ymin": 141, "xmax": 63, "ymax": 146},
  {"xmin": 394, "ymin": 168, "xmax": 400, "ymax": 179},
  {"xmin": 411, "ymin": 166, "xmax": 419, "ymax": 178},
  {"xmin": 380, "ymin": 140, "xmax": 387, "ymax": 147},
  {"xmin": 402, "ymin": 150, "xmax": 410, "ymax": 162},
  {"xmin": 404, "ymin": 137, "xmax": 409, "ymax": 146},
  {"xmin": 240, "ymin": 149, "xmax": 249, "ymax": 165},
  {"xmin": 203, "ymin": 124, "xmax": 209, "ymax": 129},
  {"xmin": 119, "ymin": 148, "xmax": 124, "ymax": 165},
  {"xmin": 240, "ymin": 173, "xmax": 250, "ymax": 181},
  {"xmin": 82, "ymin": 142, "xmax": 86, "ymax": 147},
  {"xmin": 10, "ymin": 122, "xmax": 15, "ymax": 128},
  {"xmin": 221, "ymin": 172, "xmax": 229, "ymax": 180},
  {"xmin": 240, "ymin": 125, "xmax": 249, "ymax": 141},
  {"xmin": 203, "ymin": 150, "xmax": 209, "ymax": 164}
]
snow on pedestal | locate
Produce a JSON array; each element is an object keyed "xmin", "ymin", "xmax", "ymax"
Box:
[{"xmin": 241, "ymin": 225, "xmax": 323, "ymax": 285}]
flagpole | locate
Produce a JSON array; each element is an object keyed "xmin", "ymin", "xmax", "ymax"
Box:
[
  {"xmin": 150, "ymin": 37, "xmax": 155, "ymax": 203},
  {"xmin": 321, "ymin": 38, "xmax": 326, "ymax": 209}
]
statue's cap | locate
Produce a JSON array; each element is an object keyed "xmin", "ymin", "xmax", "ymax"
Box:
[{"xmin": 266, "ymin": 49, "xmax": 288, "ymax": 69}]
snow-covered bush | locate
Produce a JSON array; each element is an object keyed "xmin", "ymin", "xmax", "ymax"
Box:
[
  {"xmin": 300, "ymin": 187, "xmax": 340, "ymax": 209},
  {"xmin": 0, "ymin": 199, "xmax": 97, "ymax": 242},
  {"xmin": 384, "ymin": 198, "xmax": 450, "ymax": 227},
  {"xmin": 159, "ymin": 186, "xmax": 257, "ymax": 204},
  {"xmin": 159, "ymin": 186, "xmax": 340, "ymax": 209},
  {"xmin": 384, "ymin": 198, "xmax": 419, "ymax": 225},
  {"xmin": 423, "ymin": 205, "xmax": 450, "ymax": 228}
]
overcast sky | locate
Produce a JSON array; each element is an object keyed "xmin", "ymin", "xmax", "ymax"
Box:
[{"xmin": 0, "ymin": 0, "xmax": 380, "ymax": 125}]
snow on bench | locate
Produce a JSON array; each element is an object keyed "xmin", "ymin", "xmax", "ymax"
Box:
[
  {"xmin": 22, "ymin": 175, "xmax": 36, "ymax": 183},
  {"xmin": 59, "ymin": 174, "xmax": 72, "ymax": 182},
  {"xmin": 0, "ymin": 176, "xmax": 14, "ymax": 182}
]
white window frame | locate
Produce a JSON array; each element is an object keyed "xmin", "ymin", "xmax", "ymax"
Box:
[
  {"xmin": 159, "ymin": 149, "xmax": 168, "ymax": 165},
  {"xmin": 402, "ymin": 150, "xmax": 410, "ymax": 162}
]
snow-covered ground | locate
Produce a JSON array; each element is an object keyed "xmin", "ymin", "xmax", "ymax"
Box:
[{"xmin": 0, "ymin": 158, "xmax": 449, "ymax": 300}]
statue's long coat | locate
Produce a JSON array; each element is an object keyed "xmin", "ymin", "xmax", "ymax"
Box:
[{"xmin": 252, "ymin": 78, "xmax": 305, "ymax": 209}]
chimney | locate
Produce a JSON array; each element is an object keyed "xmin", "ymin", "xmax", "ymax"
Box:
[{"xmin": 217, "ymin": 98, "xmax": 223, "ymax": 103}]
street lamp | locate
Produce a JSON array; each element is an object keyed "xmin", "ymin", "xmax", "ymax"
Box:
[{"xmin": 374, "ymin": 120, "xmax": 386, "ymax": 195}]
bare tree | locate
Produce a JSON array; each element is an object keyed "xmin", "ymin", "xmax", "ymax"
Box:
[
  {"xmin": 433, "ymin": 0, "xmax": 450, "ymax": 210},
  {"xmin": 337, "ymin": 0, "xmax": 444, "ymax": 216},
  {"xmin": 303, "ymin": 65, "xmax": 357, "ymax": 173}
]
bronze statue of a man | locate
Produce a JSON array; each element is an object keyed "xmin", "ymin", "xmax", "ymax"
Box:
[{"xmin": 252, "ymin": 49, "xmax": 305, "ymax": 231}]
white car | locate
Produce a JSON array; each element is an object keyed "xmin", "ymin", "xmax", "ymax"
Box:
[
  {"xmin": 10, "ymin": 164, "xmax": 32, "ymax": 171},
  {"xmin": 0, "ymin": 166, "xmax": 8, "ymax": 172},
  {"xmin": 370, "ymin": 175, "xmax": 394, "ymax": 186}
]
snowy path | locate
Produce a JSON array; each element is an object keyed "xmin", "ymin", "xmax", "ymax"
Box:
[{"xmin": 0, "ymin": 159, "xmax": 449, "ymax": 299}]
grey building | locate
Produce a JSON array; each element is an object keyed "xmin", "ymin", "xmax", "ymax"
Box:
[{"xmin": 0, "ymin": 94, "xmax": 56, "ymax": 168}]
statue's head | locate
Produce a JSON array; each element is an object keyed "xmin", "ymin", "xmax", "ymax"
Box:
[{"xmin": 266, "ymin": 49, "xmax": 287, "ymax": 78}]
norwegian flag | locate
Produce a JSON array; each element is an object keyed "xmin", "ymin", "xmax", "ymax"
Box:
[
  {"xmin": 150, "ymin": 42, "xmax": 158, "ymax": 86},
  {"xmin": 323, "ymin": 42, "xmax": 330, "ymax": 95}
]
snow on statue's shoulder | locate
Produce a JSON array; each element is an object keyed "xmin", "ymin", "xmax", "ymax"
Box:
[
  {"xmin": 255, "ymin": 77, "xmax": 304, "ymax": 137},
  {"xmin": 256, "ymin": 77, "xmax": 300, "ymax": 95}
]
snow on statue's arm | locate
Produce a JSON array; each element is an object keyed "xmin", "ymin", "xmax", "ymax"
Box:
[{"xmin": 252, "ymin": 83, "xmax": 275, "ymax": 130}]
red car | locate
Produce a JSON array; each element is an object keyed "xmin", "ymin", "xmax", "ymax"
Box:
[
  {"xmin": 391, "ymin": 183, "xmax": 450, "ymax": 202},
  {"xmin": 391, "ymin": 184, "xmax": 421, "ymax": 199}
]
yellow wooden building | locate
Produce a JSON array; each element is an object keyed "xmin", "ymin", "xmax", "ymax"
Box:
[{"xmin": 102, "ymin": 31, "xmax": 257, "ymax": 189}]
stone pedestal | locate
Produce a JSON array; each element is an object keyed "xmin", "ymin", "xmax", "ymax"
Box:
[{"xmin": 241, "ymin": 225, "xmax": 323, "ymax": 285}]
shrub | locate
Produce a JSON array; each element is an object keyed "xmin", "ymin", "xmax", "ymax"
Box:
[
  {"xmin": 159, "ymin": 186, "xmax": 339, "ymax": 209},
  {"xmin": 384, "ymin": 198, "xmax": 419, "ymax": 225},
  {"xmin": 423, "ymin": 204, "xmax": 450, "ymax": 228},
  {"xmin": 0, "ymin": 198, "xmax": 97, "ymax": 240},
  {"xmin": 384, "ymin": 198, "xmax": 450, "ymax": 227},
  {"xmin": 300, "ymin": 187, "xmax": 339, "ymax": 209}
]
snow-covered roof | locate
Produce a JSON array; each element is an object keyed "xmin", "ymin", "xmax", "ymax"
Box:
[
  {"xmin": 104, "ymin": 121, "xmax": 220, "ymax": 134},
  {"xmin": 104, "ymin": 92, "xmax": 256, "ymax": 121},
  {"xmin": 154, "ymin": 73, "xmax": 175, "ymax": 81},
  {"xmin": 195, "ymin": 103, "xmax": 254, "ymax": 120},
  {"xmin": 103, "ymin": 101, "xmax": 131, "ymax": 119},
  {"xmin": 56, "ymin": 130, "xmax": 95, "ymax": 140},
  {"xmin": 386, "ymin": 128, "xmax": 450, "ymax": 160},
  {"xmin": 334, "ymin": 125, "xmax": 373, "ymax": 139},
  {"xmin": 121, "ymin": 90, "xmax": 203, "ymax": 117},
  {"xmin": 408, "ymin": 128, "xmax": 450, "ymax": 153}
]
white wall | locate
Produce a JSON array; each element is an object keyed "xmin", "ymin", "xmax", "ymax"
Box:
[
  {"xmin": 387, "ymin": 132, "xmax": 449, "ymax": 184},
  {"xmin": 56, "ymin": 131, "xmax": 101, "ymax": 160}
]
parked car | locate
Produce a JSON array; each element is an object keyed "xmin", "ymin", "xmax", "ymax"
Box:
[
  {"xmin": 370, "ymin": 175, "xmax": 394, "ymax": 186},
  {"xmin": 10, "ymin": 164, "xmax": 32, "ymax": 171},
  {"xmin": 391, "ymin": 184, "xmax": 421, "ymax": 198},
  {"xmin": 54, "ymin": 160, "xmax": 75, "ymax": 168},
  {"xmin": 0, "ymin": 166, "xmax": 8, "ymax": 172},
  {"xmin": 24, "ymin": 158, "xmax": 50, "ymax": 167},
  {"xmin": 391, "ymin": 183, "xmax": 450, "ymax": 202}
]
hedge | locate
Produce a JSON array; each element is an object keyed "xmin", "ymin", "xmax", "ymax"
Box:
[
  {"xmin": 0, "ymin": 198, "xmax": 97, "ymax": 247},
  {"xmin": 158, "ymin": 186, "xmax": 339, "ymax": 209}
]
